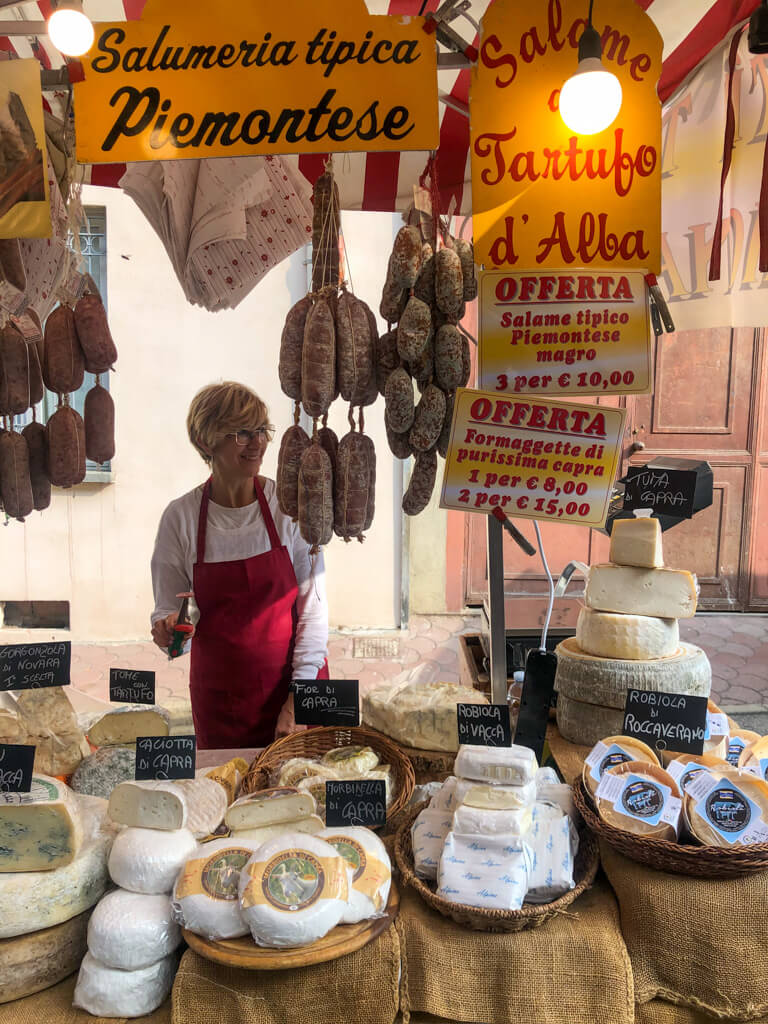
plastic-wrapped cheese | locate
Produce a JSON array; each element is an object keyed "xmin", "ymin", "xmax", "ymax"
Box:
[
  {"xmin": 727, "ymin": 730, "xmax": 761, "ymax": 768},
  {"xmin": 738, "ymin": 736, "xmax": 768, "ymax": 780},
  {"xmin": 454, "ymin": 744, "xmax": 537, "ymax": 786},
  {"xmin": 173, "ymin": 837, "xmax": 266, "ymax": 940},
  {"xmin": 456, "ymin": 778, "xmax": 536, "ymax": 809},
  {"xmin": 319, "ymin": 826, "xmax": 391, "ymax": 924},
  {"xmin": 437, "ymin": 832, "xmax": 531, "ymax": 911},
  {"xmin": 73, "ymin": 950, "xmax": 177, "ymax": 1018},
  {"xmin": 239, "ymin": 833, "xmax": 349, "ymax": 947},
  {"xmin": 525, "ymin": 811, "xmax": 578, "ymax": 904},
  {"xmin": 225, "ymin": 787, "xmax": 316, "ymax": 831},
  {"xmin": 232, "ymin": 816, "xmax": 325, "ymax": 843},
  {"xmin": 595, "ymin": 761, "xmax": 682, "ymax": 841},
  {"xmin": 321, "ymin": 746, "xmax": 380, "ymax": 774},
  {"xmin": 666, "ymin": 752, "xmax": 731, "ymax": 794},
  {"xmin": 582, "ymin": 736, "xmax": 660, "ymax": 797},
  {"xmin": 452, "ymin": 801, "xmax": 533, "ymax": 837},
  {"xmin": 0, "ymin": 775, "xmax": 83, "ymax": 872},
  {"xmin": 108, "ymin": 781, "xmax": 188, "ymax": 831},
  {"xmin": 278, "ymin": 758, "xmax": 338, "ymax": 788},
  {"xmin": 683, "ymin": 768, "xmax": 768, "ymax": 846},
  {"xmin": 428, "ymin": 776, "xmax": 457, "ymax": 813},
  {"xmin": 109, "ymin": 827, "xmax": 198, "ymax": 894},
  {"xmin": 87, "ymin": 890, "xmax": 181, "ymax": 969},
  {"xmin": 410, "ymin": 807, "xmax": 453, "ymax": 880}
]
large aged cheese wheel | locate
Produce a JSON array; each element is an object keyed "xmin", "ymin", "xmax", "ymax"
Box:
[
  {"xmin": 582, "ymin": 735, "xmax": 660, "ymax": 797},
  {"xmin": 585, "ymin": 564, "xmax": 698, "ymax": 618},
  {"xmin": 683, "ymin": 768, "xmax": 768, "ymax": 847},
  {"xmin": 576, "ymin": 608, "xmax": 679, "ymax": 661},
  {"xmin": 0, "ymin": 909, "xmax": 90, "ymax": 1003},
  {"xmin": 556, "ymin": 694, "xmax": 626, "ymax": 746},
  {"xmin": 596, "ymin": 760, "xmax": 682, "ymax": 841},
  {"xmin": 362, "ymin": 680, "xmax": 489, "ymax": 752}
]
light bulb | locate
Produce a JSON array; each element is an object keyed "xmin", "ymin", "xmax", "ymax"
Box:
[
  {"xmin": 560, "ymin": 57, "xmax": 622, "ymax": 135},
  {"xmin": 48, "ymin": 6, "xmax": 95, "ymax": 57}
]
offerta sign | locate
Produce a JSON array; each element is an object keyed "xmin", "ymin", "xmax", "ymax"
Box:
[
  {"xmin": 440, "ymin": 388, "xmax": 625, "ymax": 528},
  {"xmin": 75, "ymin": 0, "xmax": 439, "ymax": 163},
  {"xmin": 479, "ymin": 269, "xmax": 652, "ymax": 396}
]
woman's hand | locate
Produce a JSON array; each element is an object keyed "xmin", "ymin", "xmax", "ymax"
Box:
[
  {"xmin": 151, "ymin": 612, "xmax": 195, "ymax": 651},
  {"xmin": 274, "ymin": 694, "xmax": 308, "ymax": 740}
]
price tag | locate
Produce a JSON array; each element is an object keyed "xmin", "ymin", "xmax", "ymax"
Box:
[
  {"xmin": 325, "ymin": 779, "xmax": 386, "ymax": 828},
  {"xmin": 0, "ymin": 642, "xmax": 71, "ymax": 691},
  {"xmin": 135, "ymin": 735, "xmax": 196, "ymax": 780},
  {"xmin": 109, "ymin": 669, "xmax": 156, "ymax": 705},
  {"xmin": 622, "ymin": 689, "xmax": 708, "ymax": 756},
  {"xmin": 0, "ymin": 743, "xmax": 35, "ymax": 793},
  {"xmin": 293, "ymin": 680, "xmax": 359, "ymax": 727},
  {"xmin": 622, "ymin": 466, "xmax": 697, "ymax": 518},
  {"xmin": 457, "ymin": 703, "xmax": 512, "ymax": 747}
]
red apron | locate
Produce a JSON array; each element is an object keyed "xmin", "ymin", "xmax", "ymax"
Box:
[{"xmin": 189, "ymin": 477, "xmax": 327, "ymax": 749}]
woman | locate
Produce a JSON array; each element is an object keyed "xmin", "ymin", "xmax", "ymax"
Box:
[{"xmin": 150, "ymin": 382, "xmax": 329, "ymax": 748}]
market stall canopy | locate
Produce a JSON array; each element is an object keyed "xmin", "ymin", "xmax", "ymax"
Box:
[{"xmin": 0, "ymin": 0, "xmax": 758, "ymax": 215}]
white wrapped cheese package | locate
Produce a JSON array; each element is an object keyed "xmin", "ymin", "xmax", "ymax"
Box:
[
  {"xmin": 319, "ymin": 826, "xmax": 392, "ymax": 924},
  {"xmin": 536, "ymin": 785, "xmax": 577, "ymax": 820},
  {"xmin": 454, "ymin": 744, "xmax": 537, "ymax": 786},
  {"xmin": 108, "ymin": 827, "xmax": 197, "ymax": 894},
  {"xmin": 410, "ymin": 807, "xmax": 453, "ymax": 880},
  {"xmin": 525, "ymin": 811, "xmax": 578, "ymax": 904},
  {"xmin": 172, "ymin": 837, "xmax": 267, "ymax": 940},
  {"xmin": 437, "ymin": 832, "xmax": 531, "ymax": 911},
  {"xmin": 73, "ymin": 950, "xmax": 177, "ymax": 1018},
  {"xmin": 239, "ymin": 833, "xmax": 349, "ymax": 947},
  {"xmin": 535, "ymin": 767, "xmax": 560, "ymax": 788},
  {"xmin": 452, "ymin": 802, "xmax": 533, "ymax": 837},
  {"xmin": 87, "ymin": 890, "xmax": 181, "ymax": 970},
  {"xmin": 429, "ymin": 777, "xmax": 457, "ymax": 813}
]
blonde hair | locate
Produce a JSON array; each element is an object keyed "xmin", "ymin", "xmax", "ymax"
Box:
[{"xmin": 187, "ymin": 382, "xmax": 270, "ymax": 464}]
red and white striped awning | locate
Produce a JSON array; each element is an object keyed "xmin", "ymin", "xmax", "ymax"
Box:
[{"xmin": 1, "ymin": 0, "xmax": 760, "ymax": 212}]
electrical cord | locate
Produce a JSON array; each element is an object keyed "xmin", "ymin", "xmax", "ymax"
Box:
[{"xmin": 533, "ymin": 520, "xmax": 555, "ymax": 652}]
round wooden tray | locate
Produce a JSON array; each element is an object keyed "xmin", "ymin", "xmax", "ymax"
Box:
[{"xmin": 182, "ymin": 881, "xmax": 399, "ymax": 970}]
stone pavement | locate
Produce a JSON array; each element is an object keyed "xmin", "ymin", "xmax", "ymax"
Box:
[{"xmin": 6, "ymin": 612, "xmax": 766, "ymax": 714}]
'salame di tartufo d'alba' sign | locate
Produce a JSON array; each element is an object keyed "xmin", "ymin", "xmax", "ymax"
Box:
[
  {"xmin": 74, "ymin": 0, "xmax": 439, "ymax": 163},
  {"xmin": 470, "ymin": 0, "xmax": 662, "ymax": 271}
]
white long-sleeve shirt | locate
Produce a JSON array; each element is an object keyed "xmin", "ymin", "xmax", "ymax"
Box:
[{"xmin": 150, "ymin": 479, "xmax": 328, "ymax": 680}]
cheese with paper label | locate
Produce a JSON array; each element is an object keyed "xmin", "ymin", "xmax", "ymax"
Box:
[
  {"xmin": 454, "ymin": 744, "xmax": 537, "ymax": 786},
  {"xmin": 585, "ymin": 564, "xmax": 698, "ymax": 619},
  {"xmin": 738, "ymin": 736, "xmax": 768, "ymax": 781},
  {"xmin": 659, "ymin": 700, "xmax": 730, "ymax": 766},
  {"xmin": 666, "ymin": 752, "xmax": 730, "ymax": 794},
  {"xmin": 524, "ymin": 810, "xmax": 578, "ymax": 904},
  {"xmin": 583, "ymin": 736, "xmax": 660, "ymax": 797},
  {"xmin": 319, "ymin": 826, "xmax": 392, "ymax": 924},
  {"xmin": 576, "ymin": 608, "xmax": 679, "ymax": 661},
  {"xmin": 225, "ymin": 787, "xmax": 316, "ymax": 831},
  {"xmin": 727, "ymin": 730, "xmax": 761, "ymax": 767},
  {"xmin": 0, "ymin": 776, "xmax": 83, "ymax": 872},
  {"xmin": 596, "ymin": 761, "xmax": 682, "ymax": 841},
  {"xmin": 437, "ymin": 832, "xmax": 531, "ymax": 911},
  {"xmin": 609, "ymin": 517, "xmax": 664, "ymax": 568},
  {"xmin": 108, "ymin": 781, "xmax": 188, "ymax": 831},
  {"xmin": 683, "ymin": 768, "xmax": 768, "ymax": 847},
  {"xmin": 410, "ymin": 807, "xmax": 452, "ymax": 880}
]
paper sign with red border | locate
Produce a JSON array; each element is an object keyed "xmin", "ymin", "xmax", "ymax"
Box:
[
  {"xmin": 439, "ymin": 388, "xmax": 625, "ymax": 528},
  {"xmin": 478, "ymin": 268, "xmax": 652, "ymax": 397}
]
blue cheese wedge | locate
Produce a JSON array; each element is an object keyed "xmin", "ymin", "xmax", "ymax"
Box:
[{"xmin": 0, "ymin": 775, "xmax": 83, "ymax": 872}]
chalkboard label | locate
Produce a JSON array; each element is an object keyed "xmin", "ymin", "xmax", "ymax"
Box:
[
  {"xmin": 135, "ymin": 735, "xmax": 196, "ymax": 780},
  {"xmin": 622, "ymin": 466, "xmax": 697, "ymax": 518},
  {"xmin": 0, "ymin": 642, "xmax": 71, "ymax": 691},
  {"xmin": 109, "ymin": 669, "xmax": 156, "ymax": 705},
  {"xmin": 0, "ymin": 744, "xmax": 35, "ymax": 793},
  {"xmin": 325, "ymin": 779, "xmax": 386, "ymax": 828},
  {"xmin": 293, "ymin": 680, "xmax": 359, "ymax": 727},
  {"xmin": 457, "ymin": 703, "xmax": 512, "ymax": 747},
  {"xmin": 623, "ymin": 689, "xmax": 708, "ymax": 756}
]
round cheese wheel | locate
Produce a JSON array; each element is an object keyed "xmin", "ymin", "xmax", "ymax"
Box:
[
  {"xmin": 108, "ymin": 827, "xmax": 197, "ymax": 894},
  {"xmin": 319, "ymin": 826, "xmax": 392, "ymax": 924},
  {"xmin": 684, "ymin": 768, "xmax": 768, "ymax": 847},
  {"xmin": 738, "ymin": 736, "xmax": 768, "ymax": 780},
  {"xmin": 667, "ymin": 752, "xmax": 731, "ymax": 795},
  {"xmin": 87, "ymin": 890, "xmax": 181, "ymax": 970},
  {"xmin": 321, "ymin": 746, "xmax": 380, "ymax": 774},
  {"xmin": 596, "ymin": 761, "xmax": 681, "ymax": 841},
  {"xmin": 277, "ymin": 758, "xmax": 336, "ymax": 788},
  {"xmin": 576, "ymin": 608, "xmax": 679, "ymax": 661},
  {"xmin": 582, "ymin": 735, "xmax": 660, "ymax": 797},
  {"xmin": 659, "ymin": 700, "xmax": 729, "ymax": 766},
  {"xmin": 556, "ymin": 695, "xmax": 626, "ymax": 746},
  {"xmin": 727, "ymin": 730, "xmax": 761, "ymax": 767},
  {"xmin": 172, "ymin": 837, "xmax": 266, "ymax": 940},
  {"xmin": 238, "ymin": 833, "xmax": 349, "ymax": 948},
  {"xmin": 0, "ymin": 909, "xmax": 89, "ymax": 1004},
  {"xmin": 73, "ymin": 950, "xmax": 176, "ymax": 1017}
]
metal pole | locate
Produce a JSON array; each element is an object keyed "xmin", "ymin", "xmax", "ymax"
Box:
[{"xmin": 486, "ymin": 513, "xmax": 507, "ymax": 705}]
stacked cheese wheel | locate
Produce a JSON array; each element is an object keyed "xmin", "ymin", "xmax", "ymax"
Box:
[
  {"xmin": 555, "ymin": 518, "xmax": 714, "ymax": 747},
  {"xmin": 0, "ymin": 779, "xmax": 115, "ymax": 1005},
  {"xmin": 411, "ymin": 745, "xmax": 579, "ymax": 910}
]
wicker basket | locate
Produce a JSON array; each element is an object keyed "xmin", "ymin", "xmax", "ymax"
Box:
[
  {"xmin": 573, "ymin": 778, "xmax": 768, "ymax": 878},
  {"xmin": 396, "ymin": 745, "xmax": 456, "ymax": 785},
  {"xmin": 393, "ymin": 803, "xmax": 599, "ymax": 933},
  {"xmin": 243, "ymin": 726, "xmax": 416, "ymax": 824}
]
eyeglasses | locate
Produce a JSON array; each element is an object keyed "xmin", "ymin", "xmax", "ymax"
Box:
[{"xmin": 225, "ymin": 426, "xmax": 275, "ymax": 446}]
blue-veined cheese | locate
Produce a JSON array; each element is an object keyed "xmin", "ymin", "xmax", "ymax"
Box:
[
  {"xmin": 71, "ymin": 745, "xmax": 136, "ymax": 800},
  {"xmin": 0, "ymin": 775, "xmax": 83, "ymax": 872}
]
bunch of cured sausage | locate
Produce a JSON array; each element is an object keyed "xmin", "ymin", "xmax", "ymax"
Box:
[
  {"xmin": 0, "ymin": 288, "xmax": 117, "ymax": 522},
  {"xmin": 276, "ymin": 167, "xmax": 378, "ymax": 551},
  {"xmin": 379, "ymin": 225, "xmax": 477, "ymax": 516}
]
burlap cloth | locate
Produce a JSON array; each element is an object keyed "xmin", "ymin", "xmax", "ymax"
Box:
[
  {"xmin": 601, "ymin": 841, "xmax": 768, "ymax": 1019},
  {"xmin": 395, "ymin": 881, "xmax": 633, "ymax": 1024},
  {"xmin": 0, "ymin": 974, "xmax": 170, "ymax": 1024},
  {"xmin": 635, "ymin": 1000, "xmax": 768, "ymax": 1024},
  {"xmin": 171, "ymin": 923, "xmax": 401, "ymax": 1024}
]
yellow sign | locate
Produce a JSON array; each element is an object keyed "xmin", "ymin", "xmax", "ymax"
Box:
[
  {"xmin": 74, "ymin": 0, "xmax": 439, "ymax": 164},
  {"xmin": 470, "ymin": 0, "xmax": 662, "ymax": 272},
  {"xmin": 0, "ymin": 60, "xmax": 51, "ymax": 239},
  {"xmin": 478, "ymin": 268, "xmax": 652, "ymax": 397},
  {"xmin": 439, "ymin": 387, "xmax": 626, "ymax": 528}
]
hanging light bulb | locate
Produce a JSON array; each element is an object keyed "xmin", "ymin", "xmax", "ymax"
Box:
[
  {"xmin": 559, "ymin": 1, "xmax": 622, "ymax": 136},
  {"xmin": 47, "ymin": 0, "xmax": 94, "ymax": 57}
]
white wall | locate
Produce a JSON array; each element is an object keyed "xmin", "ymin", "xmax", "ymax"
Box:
[{"xmin": 0, "ymin": 186, "xmax": 401, "ymax": 639}]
